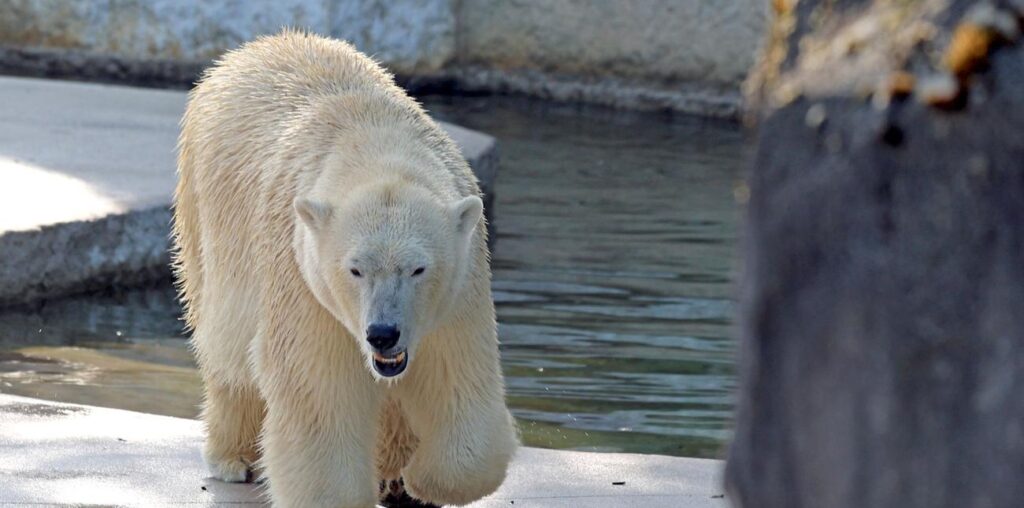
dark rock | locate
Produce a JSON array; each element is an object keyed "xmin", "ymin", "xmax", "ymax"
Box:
[{"xmin": 726, "ymin": 1, "xmax": 1024, "ymax": 507}]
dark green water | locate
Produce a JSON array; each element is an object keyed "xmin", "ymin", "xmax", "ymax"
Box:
[{"xmin": 0, "ymin": 96, "xmax": 745, "ymax": 458}]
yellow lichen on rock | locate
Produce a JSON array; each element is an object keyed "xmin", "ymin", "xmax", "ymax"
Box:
[{"xmin": 944, "ymin": 22, "xmax": 998, "ymax": 77}]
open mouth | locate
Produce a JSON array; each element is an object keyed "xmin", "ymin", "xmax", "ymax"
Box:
[{"xmin": 372, "ymin": 348, "xmax": 408, "ymax": 377}]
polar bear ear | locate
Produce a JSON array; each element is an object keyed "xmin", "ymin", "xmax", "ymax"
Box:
[
  {"xmin": 451, "ymin": 195, "xmax": 484, "ymax": 242},
  {"xmin": 295, "ymin": 198, "xmax": 333, "ymax": 231}
]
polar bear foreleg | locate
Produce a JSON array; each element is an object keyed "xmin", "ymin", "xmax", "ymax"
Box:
[
  {"xmin": 256, "ymin": 325, "xmax": 383, "ymax": 507},
  {"xmin": 201, "ymin": 382, "xmax": 264, "ymax": 482},
  {"xmin": 260, "ymin": 400, "xmax": 380, "ymax": 508},
  {"xmin": 397, "ymin": 328, "xmax": 518, "ymax": 505}
]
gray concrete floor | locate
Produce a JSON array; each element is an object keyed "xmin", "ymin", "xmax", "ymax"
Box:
[{"xmin": 0, "ymin": 394, "xmax": 727, "ymax": 507}]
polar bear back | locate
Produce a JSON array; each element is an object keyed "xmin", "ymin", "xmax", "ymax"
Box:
[{"xmin": 180, "ymin": 30, "xmax": 479, "ymax": 197}]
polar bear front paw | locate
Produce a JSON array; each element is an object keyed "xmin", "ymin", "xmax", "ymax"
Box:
[
  {"xmin": 404, "ymin": 467, "xmax": 503, "ymax": 507},
  {"xmin": 206, "ymin": 456, "xmax": 255, "ymax": 483}
]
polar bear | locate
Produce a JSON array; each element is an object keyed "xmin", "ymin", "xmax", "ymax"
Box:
[{"xmin": 172, "ymin": 31, "xmax": 518, "ymax": 507}]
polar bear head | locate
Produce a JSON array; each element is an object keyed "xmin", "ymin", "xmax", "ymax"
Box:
[{"xmin": 294, "ymin": 180, "xmax": 483, "ymax": 380}]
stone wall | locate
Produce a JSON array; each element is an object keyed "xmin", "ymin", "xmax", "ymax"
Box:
[
  {"xmin": 0, "ymin": 0, "xmax": 454, "ymax": 74},
  {"xmin": 457, "ymin": 0, "xmax": 764, "ymax": 88},
  {"xmin": 0, "ymin": 0, "xmax": 766, "ymax": 116}
]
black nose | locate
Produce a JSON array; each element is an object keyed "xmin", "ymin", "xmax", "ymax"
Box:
[{"xmin": 366, "ymin": 324, "xmax": 400, "ymax": 351}]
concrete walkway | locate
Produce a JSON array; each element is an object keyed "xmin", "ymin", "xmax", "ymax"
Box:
[
  {"xmin": 0, "ymin": 394, "xmax": 727, "ymax": 507},
  {"xmin": 0, "ymin": 75, "xmax": 497, "ymax": 306}
]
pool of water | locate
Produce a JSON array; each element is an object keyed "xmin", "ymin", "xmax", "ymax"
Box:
[{"xmin": 0, "ymin": 95, "xmax": 745, "ymax": 458}]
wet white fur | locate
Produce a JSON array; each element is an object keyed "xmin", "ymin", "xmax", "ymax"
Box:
[{"xmin": 172, "ymin": 31, "xmax": 517, "ymax": 507}]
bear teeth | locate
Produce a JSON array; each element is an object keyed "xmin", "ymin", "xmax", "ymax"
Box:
[{"xmin": 373, "ymin": 351, "xmax": 407, "ymax": 364}]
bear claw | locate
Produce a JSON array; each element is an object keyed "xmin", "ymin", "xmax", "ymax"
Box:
[
  {"xmin": 207, "ymin": 457, "xmax": 254, "ymax": 483},
  {"xmin": 380, "ymin": 478, "xmax": 440, "ymax": 508}
]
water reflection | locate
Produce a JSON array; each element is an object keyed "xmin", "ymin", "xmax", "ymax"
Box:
[
  {"xmin": 0, "ymin": 96, "xmax": 744, "ymax": 458},
  {"xmin": 427, "ymin": 96, "xmax": 743, "ymax": 457}
]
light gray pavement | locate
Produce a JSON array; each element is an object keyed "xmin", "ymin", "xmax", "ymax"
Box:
[
  {"xmin": 0, "ymin": 394, "xmax": 727, "ymax": 507},
  {"xmin": 0, "ymin": 75, "xmax": 497, "ymax": 305}
]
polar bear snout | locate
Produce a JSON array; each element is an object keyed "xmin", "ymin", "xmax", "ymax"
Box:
[
  {"xmin": 366, "ymin": 324, "xmax": 400, "ymax": 351},
  {"xmin": 366, "ymin": 323, "xmax": 409, "ymax": 378}
]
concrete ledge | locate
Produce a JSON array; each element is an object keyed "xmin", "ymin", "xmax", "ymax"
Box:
[
  {"xmin": 0, "ymin": 45, "xmax": 205, "ymax": 89},
  {"xmin": 445, "ymin": 65, "xmax": 742, "ymax": 119},
  {"xmin": 0, "ymin": 76, "xmax": 498, "ymax": 307},
  {"xmin": 0, "ymin": 394, "xmax": 726, "ymax": 507},
  {"xmin": 0, "ymin": 46, "xmax": 742, "ymax": 118},
  {"xmin": 0, "ymin": 206, "xmax": 173, "ymax": 307}
]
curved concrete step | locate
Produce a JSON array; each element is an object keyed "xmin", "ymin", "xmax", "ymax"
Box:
[{"xmin": 0, "ymin": 76, "xmax": 498, "ymax": 306}]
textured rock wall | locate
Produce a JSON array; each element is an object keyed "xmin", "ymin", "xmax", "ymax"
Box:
[
  {"xmin": 457, "ymin": 0, "xmax": 766, "ymax": 88},
  {"xmin": 727, "ymin": 1, "xmax": 1024, "ymax": 507},
  {"xmin": 0, "ymin": 0, "xmax": 454, "ymax": 74}
]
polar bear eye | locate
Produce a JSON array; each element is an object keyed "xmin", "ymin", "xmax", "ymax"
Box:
[
  {"xmin": 412, "ymin": 267, "xmax": 426, "ymax": 277},
  {"xmin": 350, "ymin": 268, "xmax": 362, "ymax": 277}
]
